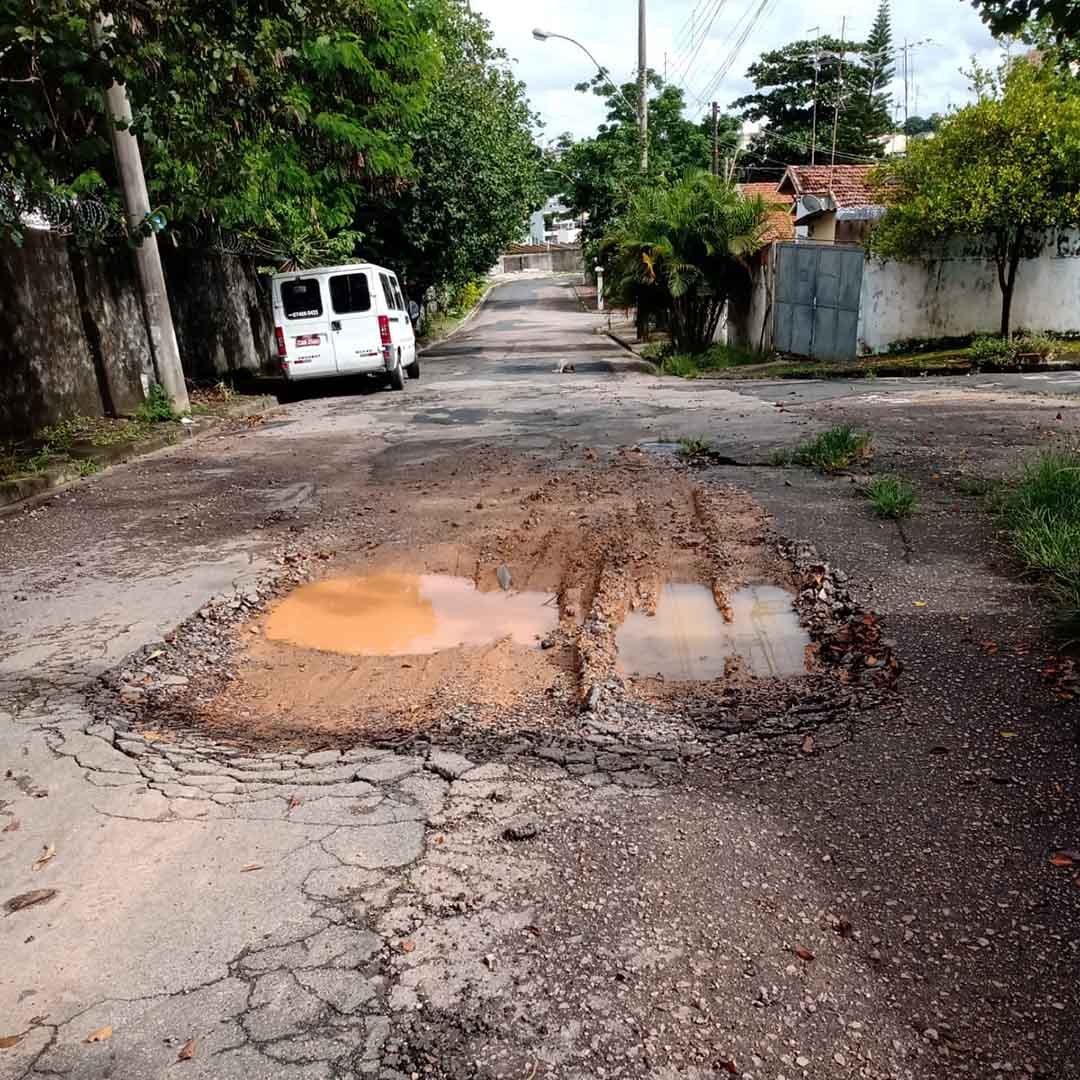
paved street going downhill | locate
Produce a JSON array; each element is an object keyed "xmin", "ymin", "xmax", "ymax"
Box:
[{"xmin": 1, "ymin": 274, "xmax": 1078, "ymax": 1080}]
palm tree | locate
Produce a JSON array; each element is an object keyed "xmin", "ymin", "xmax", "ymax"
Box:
[{"xmin": 602, "ymin": 171, "xmax": 768, "ymax": 354}]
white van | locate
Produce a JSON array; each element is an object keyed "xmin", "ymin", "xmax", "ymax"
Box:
[{"xmin": 271, "ymin": 262, "xmax": 419, "ymax": 390}]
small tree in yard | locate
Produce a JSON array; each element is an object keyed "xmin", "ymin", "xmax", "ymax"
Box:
[
  {"xmin": 870, "ymin": 58, "xmax": 1080, "ymax": 338},
  {"xmin": 602, "ymin": 172, "xmax": 768, "ymax": 353}
]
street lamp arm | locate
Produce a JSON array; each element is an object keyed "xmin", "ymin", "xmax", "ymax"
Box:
[{"xmin": 532, "ymin": 29, "xmax": 639, "ymax": 118}]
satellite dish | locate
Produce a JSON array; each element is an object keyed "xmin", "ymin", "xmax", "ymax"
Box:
[{"xmin": 801, "ymin": 194, "xmax": 824, "ymax": 214}]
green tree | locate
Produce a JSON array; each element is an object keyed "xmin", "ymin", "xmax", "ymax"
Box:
[
  {"xmin": 734, "ymin": 26, "xmax": 894, "ymax": 167},
  {"xmin": 601, "ymin": 171, "xmax": 768, "ymax": 353},
  {"xmin": 557, "ymin": 73, "xmax": 739, "ymax": 244},
  {"xmin": 359, "ymin": 1, "xmax": 543, "ymax": 299},
  {"xmin": 0, "ymin": 0, "xmax": 442, "ymax": 261},
  {"xmin": 864, "ymin": 1, "xmax": 896, "ymax": 111},
  {"xmin": 971, "ymin": 0, "xmax": 1079, "ymax": 43},
  {"xmin": 870, "ymin": 58, "xmax": 1080, "ymax": 338}
]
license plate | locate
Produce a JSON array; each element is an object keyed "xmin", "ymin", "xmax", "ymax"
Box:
[{"xmin": 295, "ymin": 334, "xmax": 321, "ymax": 347}]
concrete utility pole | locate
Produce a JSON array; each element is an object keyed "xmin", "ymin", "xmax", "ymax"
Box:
[
  {"xmin": 902, "ymin": 39, "xmax": 909, "ymax": 130},
  {"xmin": 92, "ymin": 15, "xmax": 189, "ymax": 413},
  {"xmin": 638, "ymin": 0, "xmax": 648, "ymax": 173},
  {"xmin": 806, "ymin": 27, "xmax": 821, "ymax": 165},
  {"xmin": 829, "ymin": 17, "xmax": 847, "ymax": 172},
  {"xmin": 711, "ymin": 102, "xmax": 720, "ymax": 177}
]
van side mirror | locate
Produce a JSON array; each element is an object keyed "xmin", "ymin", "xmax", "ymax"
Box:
[{"xmin": 408, "ymin": 300, "xmax": 420, "ymax": 321}]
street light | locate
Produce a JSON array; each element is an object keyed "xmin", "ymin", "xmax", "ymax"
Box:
[{"xmin": 532, "ymin": 27, "xmax": 646, "ymax": 172}]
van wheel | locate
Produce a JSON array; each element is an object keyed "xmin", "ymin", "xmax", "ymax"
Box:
[
  {"xmin": 388, "ymin": 354, "xmax": 405, "ymax": 392},
  {"xmin": 406, "ymin": 355, "xmax": 420, "ymax": 380}
]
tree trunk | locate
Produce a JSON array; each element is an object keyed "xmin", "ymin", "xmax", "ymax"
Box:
[{"xmin": 996, "ymin": 229, "xmax": 1024, "ymax": 340}]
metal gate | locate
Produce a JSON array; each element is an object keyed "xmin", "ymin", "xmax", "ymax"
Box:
[{"xmin": 772, "ymin": 243, "xmax": 863, "ymax": 360}]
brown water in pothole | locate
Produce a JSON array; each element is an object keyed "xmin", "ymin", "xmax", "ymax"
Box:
[
  {"xmin": 263, "ymin": 572, "xmax": 559, "ymax": 656},
  {"xmin": 616, "ymin": 583, "xmax": 810, "ymax": 680}
]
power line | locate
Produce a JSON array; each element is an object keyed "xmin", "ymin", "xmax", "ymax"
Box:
[
  {"xmin": 693, "ymin": 0, "xmax": 779, "ymax": 106},
  {"xmin": 669, "ymin": 0, "xmax": 730, "ymax": 89}
]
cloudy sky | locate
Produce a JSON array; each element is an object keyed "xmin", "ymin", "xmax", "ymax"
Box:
[{"xmin": 471, "ymin": 0, "xmax": 1006, "ymax": 142}]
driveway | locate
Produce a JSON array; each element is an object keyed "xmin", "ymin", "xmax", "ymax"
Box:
[{"xmin": 0, "ymin": 274, "xmax": 1076, "ymax": 1080}]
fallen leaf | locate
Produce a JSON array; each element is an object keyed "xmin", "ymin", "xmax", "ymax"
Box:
[
  {"xmin": 32, "ymin": 844, "xmax": 56, "ymax": 872},
  {"xmin": 794, "ymin": 945, "xmax": 815, "ymax": 962},
  {"xmin": 240, "ymin": 864, "xmax": 263, "ymax": 873},
  {"xmin": 286, "ymin": 795, "xmax": 302, "ymax": 813},
  {"xmin": 717, "ymin": 1059, "xmax": 739, "ymax": 1074},
  {"xmin": 913, "ymin": 600, "xmax": 927, "ymax": 607},
  {"xmin": 4, "ymin": 888, "xmax": 57, "ymax": 914},
  {"xmin": 524, "ymin": 925, "xmax": 543, "ymax": 937},
  {"xmin": 2, "ymin": 820, "xmax": 19, "ymax": 833},
  {"xmin": 401, "ymin": 939, "xmax": 416, "ymax": 953},
  {"xmin": 85, "ymin": 1026, "xmax": 113, "ymax": 1043},
  {"xmin": 434, "ymin": 834, "xmax": 445, "ymax": 845},
  {"xmin": 0, "ymin": 1035, "xmax": 23, "ymax": 1049},
  {"xmin": 1050, "ymin": 850, "xmax": 1078, "ymax": 867},
  {"xmin": 835, "ymin": 917, "xmax": 854, "ymax": 938},
  {"xmin": 999, "ymin": 731, "xmax": 1018, "ymax": 738},
  {"xmin": 177, "ymin": 1038, "xmax": 196, "ymax": 1061},
  {"xmin": 801, "ymin": 734, "xmax": 814, "ymax": 754}
]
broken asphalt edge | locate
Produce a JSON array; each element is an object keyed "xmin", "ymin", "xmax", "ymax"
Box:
[{"xmin": 0, "ymin": 394, "xmax": 280, "ymax": 516}]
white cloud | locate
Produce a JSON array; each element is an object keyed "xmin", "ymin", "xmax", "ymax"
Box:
[{"xmin": 472, "ymin": 0, "xmax": 1004, "ymax": 141}]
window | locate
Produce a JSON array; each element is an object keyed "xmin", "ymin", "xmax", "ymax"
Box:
[
  {"xmin": 390, "ymin": 277, "xmax": 407, "ymax": 311},
  {"xmin": 379, "ymin": 273, "xmax": 398, "ymax": 311},
  {"xmin": 281, "ymin": 279, "xmax": 323, "ymax": 319},
  {"xmin": 330, "ymin": 273, "xmax": 372, "ymax": 314}
]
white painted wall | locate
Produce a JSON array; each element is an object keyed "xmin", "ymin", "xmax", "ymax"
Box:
[{"xmin": 857, "ymin": 228, "xmax": 1080, "ymax": 353}]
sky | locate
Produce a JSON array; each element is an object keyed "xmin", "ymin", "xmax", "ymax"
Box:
[{"xmin": 470, "ymin": 0, "xmax": 1006, "ymax": 143}]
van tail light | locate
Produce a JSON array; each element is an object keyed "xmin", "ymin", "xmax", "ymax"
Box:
[
  {"xmin": 378, "ymin": 315, "xmax": 392, "ymax": 345},
  {"xmin": 274, "ymin": 326, "xmax": 287, "ymax": 358}
]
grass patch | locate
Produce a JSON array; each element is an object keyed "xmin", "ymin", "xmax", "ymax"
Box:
[
  {"xmin": 999, "ymin": 450, "xmax": 1080, "ymax": 637},
  {"xmin": 135, "ymin": 383, "xmax": 178, "ymax": 423},
  {"xmin": 789, "ymin": 425, "xmax": 873, "ymax": 473},
  {"xmin": 662, "ymin": 343, "xmax": 766, "ymax": 378},
  {"xmin": 863, "ymin": 475, "xmax": 916, "ymax": 518},
  {"xmin": 677, "ymin": 435, "xmax": 714, "ymax": 460}
]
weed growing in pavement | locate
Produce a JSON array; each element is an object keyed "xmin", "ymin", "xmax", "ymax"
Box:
[
  {"xmin": 863, "ymin": 475, "xmax": 916, "ymax": 518},
  {"xmin": 136, "ymin": 383, "xmax": 177, "ymax": 423},
  {"xmin": 677, "ymin": 435, "xmax": 714, "ymax": 459},
  {"xmin": 663, "ymin": 343, "xmax": 764, "ymax": 378},
  {"xmin": 75, "ymin": 459, "xmax": 100, "ymax": 477},
  {"xmin": 789, "ymin": 425, "xmax": 873, "ymax": 473},
  {"xmin": 768, "ymin": 448, "xmax": 793, "ymax": 466},
  {"xmin": 1000, "ymin": 450, "xmax": 1080, "ymax": 633}
]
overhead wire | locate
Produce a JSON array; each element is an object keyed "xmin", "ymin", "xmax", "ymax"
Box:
[
  {"xmin": 692, "ymin": 0, "xmax": 779, "ymax": 106},
  {"xmin": 668, "ymin": 0, "xmax": 730, "ymax": 90}
]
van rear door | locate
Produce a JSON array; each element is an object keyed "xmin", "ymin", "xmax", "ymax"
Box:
[
  {"xmin": 274, "ymin": 275, "xmax": 336, "ymax": 378},
  {"xmin": 377, "ymin": 271, "xmax": 411, "ymax": 367},
  {"xmin": 328, "ymin": 270, "xmax": 383, "ymax": 373}
]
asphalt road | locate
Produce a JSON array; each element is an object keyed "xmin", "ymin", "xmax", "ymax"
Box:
[{"xmin": 0, "ymin": 274, "xmax": 1077, "ymax": 1080}]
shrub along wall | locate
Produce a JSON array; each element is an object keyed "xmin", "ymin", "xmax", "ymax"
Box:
[{"xmin": 0, "ymin": 231, "xmax": 276, "ymax": 442}]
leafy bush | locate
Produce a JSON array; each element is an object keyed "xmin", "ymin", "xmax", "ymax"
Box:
[
  {"xmin": 863, "ymin": 475, "xmax": 916, "ymax": 518},
  {"xmin": 969, "ymin": 334, "xmax": 1016, "ymax": 366},
  {"xmin": 790, "ymin": 425, "xmax": 873, "ymax": 473},
  {"xmin": 677, "ymin": 436, "xmax": 713, "ymax": 459},
  {"xmin": 662, "ymin": 343, "xmax": 764, "ymax": 377},
  {"xmin": 1014, "ymin": 331, "xmax": 1056, "ymax": 359},
  {"xmin": 136, "ymin": 384, "xmax": 177, "ymax": 423}
]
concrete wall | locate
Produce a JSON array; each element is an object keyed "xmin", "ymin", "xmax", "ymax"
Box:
[
  {"xmin": 496, "ymin": 247, "xmax": 584, "ymax": 274},
  {"xmin": 857, "ymin": 228, "xmax": 1080, "ymax": 352},
  {"xmin": 1, "ymin": 233, "xmax": 276, "ymax": 441},
  {"xmin": 726, "ymin": 247, "xmax": 775, "ymax": 355}
]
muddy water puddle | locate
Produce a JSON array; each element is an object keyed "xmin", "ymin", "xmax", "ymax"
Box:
[
  {"xmin": 617, "ymin": 583, "xmax": 810, "ymax": 681},
  {"xmin": 264, "ymin": 572, "xmax": 558, "ymax": 656}
]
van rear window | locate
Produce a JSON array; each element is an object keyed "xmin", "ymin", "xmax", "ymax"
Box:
[
  {"xmin": 330, "ymin": 273, "xmax": 372, "ymax": 314},
  {"xmin": 280, "ymin": 279, "xmax": 323, "ymax": 319}
]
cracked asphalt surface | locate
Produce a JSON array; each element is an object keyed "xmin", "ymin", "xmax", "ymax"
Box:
[{"xmin": 1, "ymin": 274, "xmax": 1078, "ymax": 1079}]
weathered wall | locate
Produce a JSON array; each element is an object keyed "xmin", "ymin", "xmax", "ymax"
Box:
[
  {"xmin": 163, "ymin": 249, "xmax": 275, "ymax": 378},
  {"xmin": 0, "ymin": 231, "xmax": 113, "ymax": 440},
  {"xmin": 496, "ymin": 248, "xmax": 584, "ymax": 274},
  {"xmin": 858, "ymin": 229, "xmax": 1080, "ymax": 352},
  {"xmin": 725, "ymin": 247, "xmax": 775, "ymax": 355}
]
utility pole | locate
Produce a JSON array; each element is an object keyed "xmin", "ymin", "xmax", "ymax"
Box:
[
  {"xmin": 829, "ymin": 16, "xmax": 847, "ymax": 172},
  {"xmin": 806, "ymin": 28, "xmax": 821, "ymax": 166},
  {"xmin": 711, "ymin": 102, "xmax": 720, "ymax": 177},
  {"xmin": 903, "ymin": 38, "xmax": 909, "ymax": 130},
  {"xmin": 638, "ymin": 0, "xmax": 648, "ymax": 173},
  {"xmin": 92, "ymin": 15, "xmax": 188, "ymax": 413}
]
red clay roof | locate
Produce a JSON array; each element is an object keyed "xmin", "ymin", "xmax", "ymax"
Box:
[
  {"xmin": 778, "ymin": 165, "xmax": 882, "ymax": 208},
  {"xmin": 737, "ymin": 182, "xmax": 795, "ymax": 243}
]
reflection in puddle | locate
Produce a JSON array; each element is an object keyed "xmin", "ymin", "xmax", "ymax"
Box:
[
  {"xmin": 264, "ymin": 572, "xmax": 558, "ymax": 656},
  {"xmin": 616, "ymin": 583, "xmax": 810, "ymax": 680}
]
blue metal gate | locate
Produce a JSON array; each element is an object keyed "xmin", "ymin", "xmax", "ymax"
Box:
[{"xmin": 773, "ymin": 243, "xmax": 863, "ymax": 360}]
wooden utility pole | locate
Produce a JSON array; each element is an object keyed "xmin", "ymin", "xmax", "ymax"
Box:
[
  {"xmin": 711, "ymin": 102, "xmax": 720, "ymax": 176},
  {"xmin": 92, "ymin": 15, "xmax": 188, "ymax": 413},
  {"xmin": 638, "ymin": 0, "xmax": 648, "ymax": 172}
]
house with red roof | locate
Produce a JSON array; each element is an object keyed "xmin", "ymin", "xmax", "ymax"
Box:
[{"xmin": 776, "ymin": 164, "xmax": 886, "ymax": 244}]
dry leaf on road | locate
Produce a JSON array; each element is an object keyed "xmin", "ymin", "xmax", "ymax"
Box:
[
  {"xmin": 32, "ymin": 844, "xmax": 56, "ymax": 872},
  {"xmin": 286, "ymin": 795, "xmax": 302, "ymax": 813},
  {"xmin": 801, "ymin": 734, "xmax": 814, "ymax": 754},
  {"xmin": 0, "ymin": 1034, "xmax": 23, "ymax": 1049},
  {"xmin": 2, "ymin": 820, "xmax": 19, "ymax": 833},
  {"xmin": 177, "ymin": 1038, "xmax": 196, "ymax": 1061},
  {"xmin": 401, "ymin": 939, "xmax": 416, "ymax": 953},
  {"xmin": 240, "ymin": 864, "xmax": 263, "ymax": 873},
  {"xmin": 4, "ymin": 888, "xmax": 57, "ymax": 914},
  {"xmin": 1049, "ymin": 851, "xmax": 1075, "ymax": 867},
  {"xmin": 85, "ymin": 1026, "xmax": 112, "ymax": 1043},
  {"xmin": 794, "ymin": 945, "xmax": 815, "ymax": 962}
]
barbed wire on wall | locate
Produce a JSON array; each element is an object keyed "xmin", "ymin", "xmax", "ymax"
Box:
[{"xmin": 0, "ymin": 181, "xmax": 123, "ymax": 240}]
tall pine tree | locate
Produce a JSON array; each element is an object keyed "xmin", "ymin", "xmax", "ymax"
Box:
[{"xmin": 863, "ymin": 1, "xmax": 895, "ymax": 131}]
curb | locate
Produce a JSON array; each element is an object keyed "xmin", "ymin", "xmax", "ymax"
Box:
[{"xmin": 416, "ymin": 280, "xmax": 500, "ymax": 356}]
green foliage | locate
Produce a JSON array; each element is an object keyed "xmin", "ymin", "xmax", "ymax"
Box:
[
  {"xmin": 602, "ymin": 172, "xmax": 768, "ymax": 354},
  {"xmin": 972, "ymin": 0, "xmax": 1079, "ymax": 43},
  {"xmin": 662, "ymin": 343, "xmax": 764, "ymax": 377},
  {"xmin": 734, "ymin": 8, "xmax": 895, "ymax": 168},
  {"xmin": 75, "ymin": 459, "xmax": 101, "ymax": 477},
  {"xmin": 970, "ymin": 333, "xmax": 1017, "ymax": 365},
  {"xmin": 1000, "ymin": 450, "xmax": 1080, "ymax": 631},
  {"xmin": 359, "ymin": 3, "xmax": 541, "ymax": 298},
  {"xmin": 902, "ymin": 114, "xmax": 944, "ymax": 136},
  {"xmin": 136, "ymin": 384, "xmax": 178, "ymax": 423},
  {"xmin": 870, "ymin": 59, "xmax": 1080, "ymax": 338},
  {"xmin": 677, "ymin": 435, "xmax": 714, "ymax": 459},
  {"xmin": 446, "ymin": 279, "xmax": 486, "ymax": 316},
  {"xmin": 790, "ymin": 425, "xmax": 873, "ymax": 472},
  {"xmin": 863, "ymin": 475, "xmax": 916, "ymax": 518}
]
